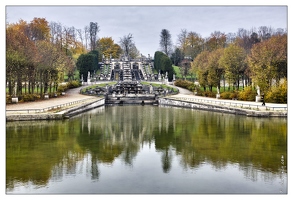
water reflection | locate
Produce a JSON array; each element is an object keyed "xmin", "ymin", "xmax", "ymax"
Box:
[{"xmin": 6, "ymin": 105, "xmax": 287, "ymax": 193}]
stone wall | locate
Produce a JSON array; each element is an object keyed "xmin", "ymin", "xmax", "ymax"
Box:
[
  {"xmin": 6, "ymin": 98, "xmax": 105, "ymax": 121},
  {"xmin": 158, "ymin": 98, "xmax": 287, "ymax": 117}
]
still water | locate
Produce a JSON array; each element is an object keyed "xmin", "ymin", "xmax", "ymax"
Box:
[{"xmin": 6, "ymin": 105, "xmax": 287, "ymax": 194}]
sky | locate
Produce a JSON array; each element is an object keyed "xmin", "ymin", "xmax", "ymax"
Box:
[{"xmin": 4, "ymin": 2, "xmax": 288, "ymax": 57}]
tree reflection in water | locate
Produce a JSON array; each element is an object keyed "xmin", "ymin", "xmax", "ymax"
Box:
[{"xmin": 6, "ymin": 105, "xmax": 287, "ymax": 193}]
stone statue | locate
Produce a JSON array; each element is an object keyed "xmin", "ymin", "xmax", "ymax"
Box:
[
  {"xmin": 87, "ymin": 71, "xmax": 91, "ymax": 84},
  {"xmin": 149, "ymin": 84, "xmax": 153, "ymax": 94}
]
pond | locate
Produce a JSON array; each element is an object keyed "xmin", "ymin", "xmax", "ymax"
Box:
[{"xmin": 6, "ymin": 105, "xmax": 287, "ymax": 194}]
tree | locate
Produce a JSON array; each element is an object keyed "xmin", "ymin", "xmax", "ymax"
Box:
[
  {"xmin": 154, "ymin": 51, "xmax": 174, "ymax": 81},
  {"xmin": 219, "ymin": 43, "xmax": 246, "ymax": 90},
  {"xmin": 258, "ymin": 26, "xmax": 273, "ymax": 42},
  {"xmin": 119, "ymin": 33, "xmax": 139, "ymax": 59},
  {"xmin": 159, "ymin": 29, "xmax": 173, "ymax": 56},
  {"xmin": 207, "ymin": 48, "xmax": 225, "ymax": 91},
  {"xmin": 171, "ymin": 47, "xmax": 184, "ymax": 66},
  {"xmin": 191, "ymin": 51, "xmax": 210, "ymax": 91},
  {"xmin": 76, "ymin": 50, "xmax": 99, "ymax": 82},
  {"xmin": 177, "ymin": 29, "xmax": 188, "ymax": 55},
  {"xmin": 29, "ymin": 17, "xmax": 51, "ymax": 42},
  {"xmin": 36, "ymin": 41, "xmax": 67, "ymax": 94},
  {"xmin": 97, "ymin": 37, "xmax": 122, "ymax": 59},
  {"xmin": 205, "ymin": 31, "xmax": 226, "ymax": 51},
  {"xmin": 6, "ymin": 20, "xmax": 37, "ymax": 96},
  {"xmin": 186, "ymin": 31, "xmax": 204, "ymax": 59},
  {"xmin": 248, "ymin": 34, "xmax": 287, "ymax": 92},
  {"xmin": 89, "ymin": 22, "xmax": 99, "ymax": 51}
]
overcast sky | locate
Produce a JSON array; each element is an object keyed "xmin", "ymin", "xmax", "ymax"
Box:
[{"xmin": 5, "ymin": 4, "xmax": 287, "ymax": 57}]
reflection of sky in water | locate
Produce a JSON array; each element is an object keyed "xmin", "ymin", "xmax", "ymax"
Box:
[{"xmin": 9, "ymin": 142, "xmax": 287, "ymax": 194}]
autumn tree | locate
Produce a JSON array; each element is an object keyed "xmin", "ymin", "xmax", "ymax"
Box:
[
  {"xmin": 191, "ymin": 51, "xmax": 210, "ymax": 91},
  {"xmin": 29, "ymin": 17, "xmax": 51, "ymax": 42},
  {"xmin": 219, "ymin": 43, "xmax": 246, "ymax": 90},
  {"xmin": 186, "ymin": 31, "xmax": 204, "ymax": 59},
  {"xmin": 207, "ymin": 48, "xmax": 225, "ymax": 91},
  {"xmin": 205, "ymin": 31, "xmax": 226, "ymax": 51},
  {"xmin": 97, "ymin": 37, "xmax": 122, "ymax": 58},
  {"xmin": 36, "ymin": 41, "xmax": 67, "ymax": 94},
  {"xmin": 248, "ymin": 34, "xmax": 287, "ymax": 92},
  {"xmin": 6, "ymin": 20, "xmax": 38, "ymax": 96}
]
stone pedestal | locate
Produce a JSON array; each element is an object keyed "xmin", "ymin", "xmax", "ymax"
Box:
[
  {"xmin": 11, "ymin": 97, "xmax": 18, "ymax": 103},
  {"xmin": 255, "ymin": 95, "xmax": 261, "ymax": 102}
]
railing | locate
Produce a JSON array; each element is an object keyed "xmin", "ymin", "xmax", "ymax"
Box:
[
  {"xmin": 167, "ymin": 97, "xmax": 287, "ymax": 111},
  {"xmin": 6, "ymin": 98, "xmax": 102, "ymax": 114}
]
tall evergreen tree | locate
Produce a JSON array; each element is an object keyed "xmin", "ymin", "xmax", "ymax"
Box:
[{"xmin": 159, "ymin": 29, "xmax": 173, "ymax": 57}]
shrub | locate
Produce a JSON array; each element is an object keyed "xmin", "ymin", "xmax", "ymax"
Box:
[
  {"xmin": 21, "ymin": 94, "xmax": 41, "ymax": 102},
  {"xmin": 174, "ymin": 79, "xmax": 195, "ymax": 91},
  {"xmin": 202, "ymin": 91, "xmax": 216, "ymax": 98},
  {"xmin": 265, "ymin": 79, "xmax": 287, "ymax": 103},
  {"xmin": 229, "ymin": 92, "xmax": 239, "ymax": 99},
  {"xmin": 57, "ymin": 84, "xmax": 68, "ymax": 92},
  {"xmin": 6, "ymin": 95, "xmax": 12, "ymax": 104},
  {"xmin": 220, "ymin": 91, "xmax": 238, "ymax": 100},
  {"xmin": 67, "ymin": 80, "xmax": 81, "ymax": 89},
  {"xmin": 238, "ymin": 87, "xmax": 256, "ymax": 101}
]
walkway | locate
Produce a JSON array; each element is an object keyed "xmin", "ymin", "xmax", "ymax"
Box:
[
  {"xmin": 6, "ymin": 86, "xmax": 100, "ymax": 114},
  {"xmin": 6, "ymin": 82, "xmax": 287, "ymax": 115}
]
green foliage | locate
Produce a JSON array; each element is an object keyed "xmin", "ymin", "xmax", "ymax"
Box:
[
  {"xmin": 173, "ymin": 65, "xmax": 182, "ymax": 78},
  {"xmin": 66, "ymin": 80, "xmax": 81, "ymax": 89},
  {"xmin": 170, "ymin": 48, "xmax": 184, "ymax": 66},
  {"xmin": 76, "ymin": 51, "xmax": 99, "ymax": 82},
  {"xmin": 174, "ymin": 79, "xmax": 195, "ymax": 91},
  {"xmin": 57, "ymin": 84, "xmax": 68, "ymax": 92},
  {"xmin": 238, "ymin": 86, "xmax": 256, "ymax": 101},
  {"xmin": 154, "ymin": 51, "xmax": 174, "ymax": 81}
]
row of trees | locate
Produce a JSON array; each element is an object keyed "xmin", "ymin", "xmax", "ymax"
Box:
[
  {"xmin": 171, "ymin": 26, "xmax": 287, "ymax": 66},
  {"xmin": 6, "ymin": 18, "xmax": 77, "ymax": 99},
  {"xmin": 6, "ymin": 17, "xmax": 143, "ymax": 102},
  {"xmin": 191, "ymin": 33, "xmax": 287, "ymax": 95},
  {"xmin": 157, "ymin": 26, "xmax": 287, "ymax": 99}
]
